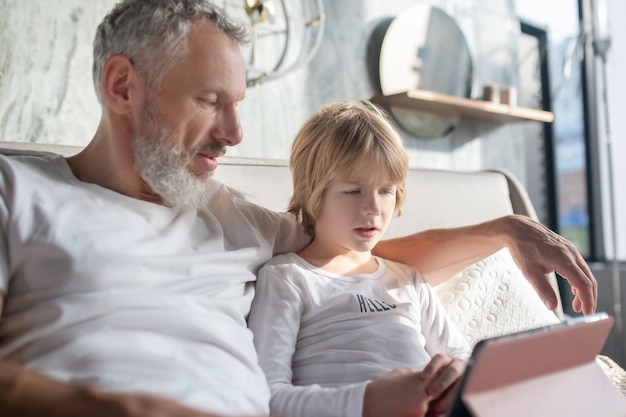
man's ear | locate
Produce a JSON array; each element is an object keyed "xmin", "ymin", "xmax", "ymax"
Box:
[{"xmin": 100, "ymin": 54, "xmax": 144, "ymax": 115}]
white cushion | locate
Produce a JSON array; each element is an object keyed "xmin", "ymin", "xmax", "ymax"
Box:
[{"xmin": 434, "ymin": 248, "xmax": 561, "ymax": 347}]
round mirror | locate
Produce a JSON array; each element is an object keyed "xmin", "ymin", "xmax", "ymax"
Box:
[{"xmin": 369, "ymin": 4, "xmax": 473, "ymax": 138}]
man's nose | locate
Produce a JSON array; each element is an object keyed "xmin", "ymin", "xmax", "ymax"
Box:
[{"xmin": 213, "ymin": 105, "xmax": 243, "ymax": 147}]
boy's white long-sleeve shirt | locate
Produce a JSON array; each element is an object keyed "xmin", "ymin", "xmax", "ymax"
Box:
[{"xmin": 248, "ymin": 253, "xmax": 471, "ymax": 417}]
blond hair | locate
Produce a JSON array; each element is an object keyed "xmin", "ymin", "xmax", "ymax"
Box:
[{"xmin": 288, "ymin": 100, "xmax": 408, "ymax": 237}]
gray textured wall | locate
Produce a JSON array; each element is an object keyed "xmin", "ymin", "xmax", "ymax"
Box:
[{"xmin": 0, "ymin": 0, "xmax": 536, "ymax": 186}]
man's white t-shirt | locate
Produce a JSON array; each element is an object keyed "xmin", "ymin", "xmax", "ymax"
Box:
[
  {"xmin": 249, "ymin": 252, "xmax": 471, "ymax": 417},
  {"xmin": 0, "ymin": 153, "xmax": 309, "ymax": 416}
]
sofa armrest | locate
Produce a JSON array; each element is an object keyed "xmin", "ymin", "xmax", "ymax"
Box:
[{"xmin": 491, "ymin": 168, "xmax": 539, "ymax": 219}]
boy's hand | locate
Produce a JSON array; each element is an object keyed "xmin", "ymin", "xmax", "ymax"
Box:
[
  {"xmin": 362, "ymin": 355, "xmax": 466, "ymax": 417},
  {"xmin": 362, "ymin": 368, "xmax": 431, "ymax": 417},
  {"xmin": 422, "ymin": 354, "xmax": 466, "ymax": 414}
]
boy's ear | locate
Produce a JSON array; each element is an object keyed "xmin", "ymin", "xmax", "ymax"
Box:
[{"xmin": 100, "ymin": 54, "xmax": 144, "ymax": 115}]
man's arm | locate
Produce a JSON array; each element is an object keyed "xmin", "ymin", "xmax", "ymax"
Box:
[
  {"xmin": 0, "ymin": 295, "xmax": 229, "ymax": 417},
  {"xmin": 0, "ymin": 360, "xmax": 228, "ymax": 417},
  {"xmin": 375, "ymin": 214, "xmax": 597, "ymax": 315},
  {"xmin": 0, "ymin": 360, "xmax": 229, "ymax": 417}
]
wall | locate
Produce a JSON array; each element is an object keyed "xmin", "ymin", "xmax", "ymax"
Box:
[
  {"xmin": 0, "ymin": 0, "xmax": 539, "ymax": 195},
  {"xmin": 0, "ymin": 0, "xmax": 113, "ymax": 145},
  {"xmin": 0, "ymin": 3, "xmax": 577, "ymax": 258}
]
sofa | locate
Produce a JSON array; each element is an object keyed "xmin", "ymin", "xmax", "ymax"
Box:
[{"xmin": 1, "ymin": 140, "xmax": 625, "ymax": 394}]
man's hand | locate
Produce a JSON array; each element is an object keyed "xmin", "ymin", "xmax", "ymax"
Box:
[
  {"xmin": 501, "ymin": 215, "xmax": 598, "ymax": 315},
  {"xmin": 362, "ymin": 355, "xmax": 466, "ymax": 417}
]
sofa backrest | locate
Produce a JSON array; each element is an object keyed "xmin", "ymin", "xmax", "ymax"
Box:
[
  {"xmin": 0, "ymin": 141, "xmax": 535, "ymax": 237},
  {"xmin": 213, "ymin": 156, "xmax": 531, "ymax": 239}
]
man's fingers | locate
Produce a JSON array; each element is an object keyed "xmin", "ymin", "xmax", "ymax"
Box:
[
  {"xmin": 505, "ymin": 215, "xmax": 598, "ymax": 316},
  {"xmin": 575, "ymin": 255, "xmax": 598, "ymax": 314},
  {"xmin": 557, "ymin": 260, "xmax": 597, "ymax": 314},
  {"xmin": 555, "ymin": 241, "xmax": 597, "ymax": 315},
  {"xmin": 522, "ymin": 252, "xmax": 597, "ymax": 315},
  {"xmin": 521, "ymin": 262, "xmax": 559, "ymax": 311}
]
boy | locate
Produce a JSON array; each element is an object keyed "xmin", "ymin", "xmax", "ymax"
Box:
[{"xmin": 248, "ymin": 100, "xmax": 471, "ymax": 417}]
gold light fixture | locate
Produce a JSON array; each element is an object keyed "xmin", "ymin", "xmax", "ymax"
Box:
[
  {"xmin": 222, "ymin": 0, "xmax": 324, "ymax": 86},
  {"xmin": 245, "ymin": 0, "xmax": 276, "ymax": 23}
]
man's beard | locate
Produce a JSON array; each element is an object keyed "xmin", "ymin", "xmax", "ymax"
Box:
[{"xmin": 131, "ymin": 106, "xmax": 223, "ymax": 210}]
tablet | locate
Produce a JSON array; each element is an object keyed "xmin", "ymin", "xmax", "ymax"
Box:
[{"xmin": 446, "ymin": 312, "xmax": 626, "ymax": 417}]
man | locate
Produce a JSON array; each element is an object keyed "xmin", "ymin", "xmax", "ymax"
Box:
[{"xmin": 0, "ymin": 1, "xmax": 596, "ymax": 417}]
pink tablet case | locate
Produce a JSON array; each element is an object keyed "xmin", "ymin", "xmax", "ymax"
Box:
[{"xmin": 461, "ymin": 315, "xmax": 626, "ymax": 416}]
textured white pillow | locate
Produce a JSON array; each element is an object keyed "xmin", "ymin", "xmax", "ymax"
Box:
[{"xmin": 433, "ymin": 248, "xmax": 561, "ymax": 348}]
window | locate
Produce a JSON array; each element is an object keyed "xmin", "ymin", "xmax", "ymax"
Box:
[{"xmin": 515, "ymin": 0, "xmax": 591, "ymax": 257}]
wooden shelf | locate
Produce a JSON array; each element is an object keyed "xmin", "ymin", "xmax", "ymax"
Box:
[{"xmin": 370, "ymin": 89, "xmax": 554, "ymax": 124}]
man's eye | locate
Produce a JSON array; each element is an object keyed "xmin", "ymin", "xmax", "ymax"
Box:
[{"xmin": 202, "ymin": 99, "xmax": 219, "ymax": 107}]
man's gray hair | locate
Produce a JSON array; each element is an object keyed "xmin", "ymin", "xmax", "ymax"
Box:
[{"xmin": 92, "ymin": 0, "xmax": 249, "ymax": 104}]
